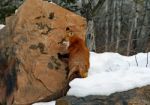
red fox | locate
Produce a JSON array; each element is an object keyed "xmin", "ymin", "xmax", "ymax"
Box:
[{"xmin": 61, "ymin": 28, "xmax": 90, "ymax": 80}]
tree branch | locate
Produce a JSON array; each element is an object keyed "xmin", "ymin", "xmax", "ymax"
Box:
[{"xmin": 92, "ymin": 0, "xmax": 106, "ymax": 16}]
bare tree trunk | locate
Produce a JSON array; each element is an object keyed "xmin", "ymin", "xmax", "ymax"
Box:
[
  {"xmin": 132, "ymin": 0, "xmax": 138, "ymax": 53},
  {"xmin": 92, "ymin": 0, "xmax": 106, "ymax": 16},
  {"xmin": 127, "ymin": 22, "xmax": 134, "ymax": 56},
  {"xmin": 105, "ymin": 0, "xmax": 109, "ymax": 51},
  {"xmin": 86, "ymin": 20, "xmax": 96, "ymax": 51},
  {"xmin": 136, "ymin": 0, "xmax": 148, "ymax": 52},
  {"xmin": 115, "ymin": 0, "xmax": 121, "ymax": 52},
  {"xmin": 135, "ymin": 55, "xmax": 138, "ymax": 67},
  {"xmin": 81, "ymin": 0, "xmax": 106, "ymax": 51},
  {"xmin": 127, "ymin": 0, "xmax": 137, "ymax": 56},
  {"xmin": 111, "ymin": 0, "xmax": 116, "ymax": 43}
]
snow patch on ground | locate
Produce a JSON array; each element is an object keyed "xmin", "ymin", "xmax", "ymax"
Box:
[
  {"xmin": 0, "ymin": 24, "xmax": 5, "ymax": 29},
  {"xmin": 32, "ymin": 101, "xmax": 55, "ymax": 105},
  {"xmin": 67, "ymin": 52, "xmax": 150, "ymax": 97}
]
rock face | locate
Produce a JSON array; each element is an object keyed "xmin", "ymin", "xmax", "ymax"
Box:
[
  {"xmin": 0, "ymin": 0, "xmax": 86, "ymax": 104},
  {"xmin": 56, "ymin": 85, "xmax": 150, "ymax": 105}
]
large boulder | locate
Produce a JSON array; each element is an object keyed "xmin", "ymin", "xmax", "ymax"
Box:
[
  {"xmin": 0, "ymin": 0, "xmax": 86, "ymax": 104},
  {"xmin": 56, "ymin": 85, "xmax": 150, "ymax": 105}
]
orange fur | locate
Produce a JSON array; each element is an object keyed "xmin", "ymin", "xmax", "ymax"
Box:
[{"xmin": 67, "ymin": 35, "xmax": 90, "ymax": 80}]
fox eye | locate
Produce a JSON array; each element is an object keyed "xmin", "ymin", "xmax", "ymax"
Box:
[
  {"xmin": 66, "ymin": 27, "xmax": 74, "ymax": 36},
  {"xmin": 69, "ymin": 32, "xmax": 73, "ymax": 36}
]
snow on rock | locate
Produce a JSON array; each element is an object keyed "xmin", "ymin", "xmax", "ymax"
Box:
[
  {"xmin": 32, "ymin": 101, "xmax": 55, "ymax": 105},
  {"xmin": 0, "ymin": 24, "xmax": 5, "ymax": 29},
  {"xmin": 67, "ymin": 52, "xmax": 150, "ymax": 97}
]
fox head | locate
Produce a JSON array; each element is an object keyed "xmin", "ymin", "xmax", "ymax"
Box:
[{"xmin": 60, "ymin": 27, "xmax": 75, "ymax": 48}]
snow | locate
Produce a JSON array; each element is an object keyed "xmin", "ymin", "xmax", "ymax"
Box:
[
  {"xmin": 0, "ymin": 24, "xmax": 5, "ymax": 29},
  {"xmin": 67, "ymin": 52, "xmax": 150, "ymax": 97},
  {"xmin": 49, "ymin": 2, "xmax": 56, "ymax": 5},
  {"xmin": 15, "ymin": 9, "xmax": 18, "ymax": 14},
  {"xmin": 32, "ymin": 101, "xmax": 55, "ymax": 105}
]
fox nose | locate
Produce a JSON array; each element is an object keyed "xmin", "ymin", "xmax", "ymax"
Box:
[{"xmin": 62, "ymin": 41, "xmax": 69, "ymax": 46}]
